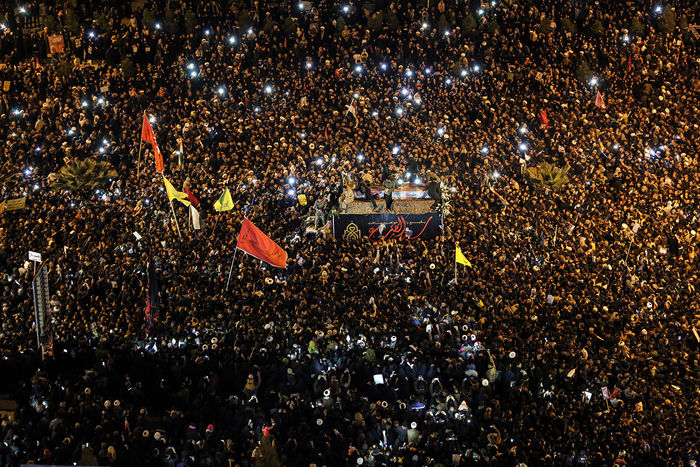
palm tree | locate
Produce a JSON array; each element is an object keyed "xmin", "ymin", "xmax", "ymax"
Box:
[
  {"xmin": 524, "ymin": 162, "xmax": 570, "ymax": 191},
  {"xmin": 51, "ymin": 159, "xmax": 117, "ymax": 193}
]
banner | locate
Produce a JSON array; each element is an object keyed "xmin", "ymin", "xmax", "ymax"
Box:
[
  {"xmin": 48, "ymin": 34, "xmax": 66, "ymax": 54},
  {"xmin": 5, "ymin": 197, "xmax": 26, "ymax": 211},
  {"xmin": 333, "ymin": 213, "xmax": 442, "ymax": 241}
]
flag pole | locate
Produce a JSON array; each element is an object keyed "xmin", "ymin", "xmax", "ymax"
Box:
[
  {"xmin": 168, "ymin": 199, "xmax": 182, "ymax": 239},
  {"xmin": 454, "ymin": 259, "xmax": 457, "ymax": 284},
  {"xmin": 225, "ymin": 195, "xmax": 255, "ymax": 291},
  {"xmin": 137, "ymin": 112, "xmax": 145, "ymax": 178}
]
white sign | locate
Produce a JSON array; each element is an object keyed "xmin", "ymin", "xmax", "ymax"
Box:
[
  {"xmin": 28, "ymin": 251, "xmax": 42, "ymax": 262},
  {"xmin": 133, "ymin": 231, "xmax": 142, "ymax": 241}
]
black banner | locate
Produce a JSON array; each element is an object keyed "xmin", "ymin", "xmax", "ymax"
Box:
[{"xmin": 333, "ymin": 213, "xmax": 443, "ymax": 241}]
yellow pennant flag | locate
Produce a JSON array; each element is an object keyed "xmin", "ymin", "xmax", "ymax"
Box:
[
  {"xmin": 455, "ymin": 245, "xmax": 472, "ymax": 267},
  {"xmin": 214, "ymin": 188, "xmax": 234, "ymax": 212},
  {"xmin": 163, "ymin": 176, "xmax": 191, "ymax": 206}
]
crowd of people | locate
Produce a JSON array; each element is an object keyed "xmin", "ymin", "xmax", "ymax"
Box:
[{"xmin": 0, "ymin": 0, "xmax": 699, "ymax": 465}]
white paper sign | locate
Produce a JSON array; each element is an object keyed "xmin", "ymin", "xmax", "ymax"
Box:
[
  {"xmin": 133, "ymin": 231, "xmax": 142, "ymax": 241},
  {"xmin": 28, "ymin": 251, "xmax": 42, "ymax": 262}
]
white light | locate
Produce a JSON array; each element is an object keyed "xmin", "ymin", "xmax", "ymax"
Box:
[
  {"xmin": 0, "ymin": 23, "xmax": 6, "ymax": 30},
  {"xmin": 287, "ymin": 189, "xmax": 296, "ymax": 196},
  {"xmin": 331, "ymin": 157, "xmax": 336, "ymax": 163},
  {"xmin": 99, "ymin": 147, "xmax": 105, "ymax": 153},
  {"xmin": 519, "ymin": 143, "xmax": 528, "ymax": 151},
  {"xmin": 187, "ymin": 63, "xmax": 196, "ymax": 70},
  {"xmin": 414, "ymin": 96, "xmax": 421, "ymax": 105},
  {"xmin": 149, "ymin": 116, "xmax": 156, "ymax": 124},
  {"xmin": 623, "ymin": 34, "xmax": 630, "ymax": 42},
  {"xmin": 405, "ymin": 69, "xmax": 413, "ymax": 77},
  {"xmin": 421, "ymin": 22, "xmax": 429, "ymax": 29},
  {"xmin": 445, "ymin": 78, "xmax": 452, "ymax": 85},
  {"xmin": 401, "ymin": 88, "xmax": 409, "ymax": 96},
  {"xmin": 414, "ymin": 178, "xmax": 422, "ymax": 184},
  {"xmin": 342, "ymin": 5, "xmax": 350, "ymax": 13},
  {"xmin": 264, "ymin": 85, "xmax": 273, "ymax": 94},
  {"xmin": 461, "ymin": 69, "xmax": 468, "ymax": 77},
  {"xmin": 288, "ymin": 177, "xmax": 296, "ymax": 185},
  {"xmin": 298, "ymin": 2, "xmax": 304, "ymax": 9},
  {"xmin": 33, "ymin": 184, "xmax": 39, "ymax": 191},
  {"xmin": 228, "ymin": 36, "xmax": 236, "ymax": 44},
  {"xmin": 493, "ymin": 171, "xmax": 500, "ymax": 178},
  {"xmin": 406, "ymin": 172, "xmax": 411, "ymax": 178},
  {"xmin": 19, "ymin": 6, "xmax": 27, "ymax": 14},
  {"xmin": 473, "ymin": 64, "xmax": 480, "ymax": 72},
  {"xmin": 97, "ymin": 97, "xmax": 104, "ymax": 104},
  {"xmin": 396, "ymin": 107, "xmax": 404, "ymax": 116},
  {"xmin": 305, "ymin": 61, "xmax": 313, "ymax": 69},
  {"xmin": 315, "ymin": 158, "xmax": 323, "ymax": 165},
  {"xmin": 103, "ymin": 139, "xmax": 109, "ymax": 146},
  {"xmin": 102, "ymin": 194, "xmax": 108, "ymax": 201},
  {"xmin": 357, "ymin": 154, "xmax": 364, "ymax": 161},
  {"xmin": 437, "ymin": 127, "xmax": 445, "ymax": 136},
  {"xmin": 24, "ymin": 168, "xmax": 31, "ymax": 176},
  {"xmin": 12, "ymin": 108, "xmax": 21, "ymax": 115},
  {"xmin": 190, "ymin": 70, "xmax": 198, "ymax": 78},
  {"xmin": 145, "ymin": 199, "xmax": 151, "ymax": 205},
  {"xmin": 478, "ymin": 8, "xmax": 485, "ymax": 15},
  {"xmin": 380, "ymin": 62, "xmax": 388, "ymax": 70},
  {"xmin": 88, "ymin": 31, "xmax": 95, "ymax": 38},
  {"xmin": 450, "ymin": 187, "xmax": 457, "ymax": 192},
  {"xmin": 10, "ymin": 132, "xmax": 16, "ymax": 137},
  {"xmin": 590, "ymin": 76, "xmax": 598, "ymax": 86},
  {"xmin": 155, "ymin": 23, "xmax": 162, "ymax": 30},
  {"xmin": 204, "ymin": 29, "xmax": 210, "ymax": 36},
  {"xmin": 491, "ymin": 0, "xmax": 496, "ymax": 5},
  {"xmin": 254, "ymin": 107, "xmax": 260, "ymax": 113},
  {"xmin": 355, "ymin": 64, "xmax": 363, "ymax": 73},
  {"xmin": 444, "ymin": 30, "xmax": 450, "ymax": 36},
  {"xmin": 300, "ymin": 132, "xmax": 306, "ymax": 138},
  {"xmin": 481, "ymin": 146, "xmax": 489, "ymax": 154},
  {"xmin": 247, "ymin": 28, "xmax": 254, "ymax": 34},
  {"xmin": 81, "ymin": 101, "xmax": 88, "ymax": 107},
  {"xmin": 397, "ymin": 178, "xmax": 404, "ymax": 185},
  {"xmin": 217, "ymin": 87, "xmax": 225, "ymax": 95},
  {"xmin": 424, "ymin": 67, "xmax": 431, "ymax": 74},
  {"xmin": 392, "ymin": 146, "xmax": 400, "ymax": 154},
  {"xmin": 613, "ymin": 144, "xmax": 620, "ymax": 150},
  {"xmin": 371, "ymin": 110, "xmax": 378, "ymax": 117},
  {"xmin": 654, "ymin": 5, "xmax": 662, "ymax": 13},
  {"xmin": 70, "ymin": 203, "xmax": 75, "ymax": 207},
  {"xmin": 353, "ymin": 93, "xmax": 359, "ymax": 99},
  {"xmin": 519, "ymin": 126, "xmax": 527, "ymax": 134}
]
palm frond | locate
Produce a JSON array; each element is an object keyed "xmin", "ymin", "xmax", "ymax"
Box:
[
  {"xmin": 524, "ymin": 162, "xmax": 570, "ymax": 191},
  {"xmin": 51, "ymin": 159, "xmax": 118, "ymax": 193}
]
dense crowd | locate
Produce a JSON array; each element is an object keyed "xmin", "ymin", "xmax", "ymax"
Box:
[{"xmin": 0, "ymin": 0, "xmax": 699, "ymax": 465}]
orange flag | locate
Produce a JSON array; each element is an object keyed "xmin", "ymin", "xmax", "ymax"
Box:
[
  {"xmin": 141, "ymin": 114, "xmax": 164, "ymax": 173},
  {"xmin": 236, "ymin": 218, "xmax": 288, "ymax": 268}
]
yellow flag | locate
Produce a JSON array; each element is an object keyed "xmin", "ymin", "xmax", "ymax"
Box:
[
  {"xmin": 163, "ymin": 176, "xmax": 191, "ymax": 206},
  {"xmin": 455, "ymin": 245, "xmax": 472, "ymax": 267},
  {"xmin": 298, "ymin": 194, "xmax": 307, "ymax": 206},
  {"xmin": 214, "ymin": 188, "xmax": 234, "ymax": 212}
]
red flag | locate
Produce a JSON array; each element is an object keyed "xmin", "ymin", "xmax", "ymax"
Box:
[
  {"xmin": 595, "ymin": 91, "xmax": 605, "ymax": 109},
  {"xmin": 538, "ymin": 109, "xmax": 549, "ymax": 129},
  {"xmin": 626, "ymin": 55, "xmax": 632, "ymax": 72},
  {"xmin": 237, "ymin": 218, "xmax": 288, "ymax": 268},
  {"xmin": 184, "ymin": 187, "xmax": 200, "ymax": 207},
  {"xmin": 324, "ymin": 126, "xmax": 329, "ymax": 140},
  {"xmin": 141, "ymin": 114, "xmax": 164, "ymax": 173}
]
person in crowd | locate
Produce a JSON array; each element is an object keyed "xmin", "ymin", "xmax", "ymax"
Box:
[{"xmin": 0, "ymin": 0, "xmax": 698, "ymax": 466}]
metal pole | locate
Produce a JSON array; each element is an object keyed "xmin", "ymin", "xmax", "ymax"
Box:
[{"xmin": 136, "ymin": 112, "xmax": 145, "ymax": 178}]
